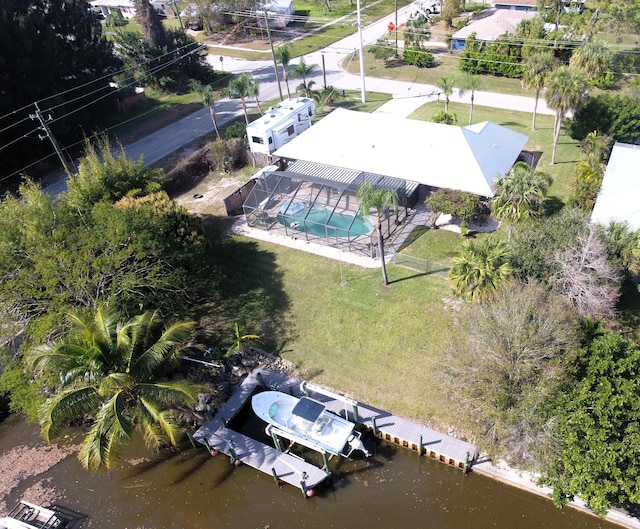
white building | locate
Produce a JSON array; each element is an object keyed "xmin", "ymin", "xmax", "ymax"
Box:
[
  {"xmin": 591, "ymin": 142, "xmax": 640, "ymax": 230},
  {"xmin": 247, "ymin": 97, "xmax": 316, "ymax": 155},
  {"xmin": 90, "ymin": 0, "xmax": 168, "ymax": 19},
  {"xmin": 256, "ymin": 0, "xmax": 295, "ymax": 28},
  {"xmin": 273, "ymin": 108, "xmax": 529, "ymax": 197}
]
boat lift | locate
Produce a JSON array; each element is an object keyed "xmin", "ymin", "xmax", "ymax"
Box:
[{"xmin": 300, "ymin": 381, "xmax": 361, "ymax": 423}]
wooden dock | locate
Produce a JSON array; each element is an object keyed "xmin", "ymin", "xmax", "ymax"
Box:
[{"xmin": 193, "ymin": 367, "xmax": 478, "ymax": 494}]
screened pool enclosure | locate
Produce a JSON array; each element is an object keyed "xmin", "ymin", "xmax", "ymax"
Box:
[{"xmin": 242, "ymin": 166, "xmax": 410, "ymax": 257}]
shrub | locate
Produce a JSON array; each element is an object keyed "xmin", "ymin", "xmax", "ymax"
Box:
[
  {"xmin": 403, "ymin": 47, "xmax": 435, "ymax": 68},
  {"xmin": 207, "ymin": 139, "xmax": 247, "ymax": 172},
  {"xmin": 431, "ymin": 111, "xmax": 457, "ymax": 124},
  {"xmin": 224, "ymin": 121, "xmax": 247, "ymax": 140}
]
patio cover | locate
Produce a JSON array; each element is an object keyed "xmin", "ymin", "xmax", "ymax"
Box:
[
  {"xmin": 591, "ymin": 142, "xmax": 640, "ymax": 230},
  {"xmin": 273, "ymin": 108, "xmax": 529, "ymax": 197}
]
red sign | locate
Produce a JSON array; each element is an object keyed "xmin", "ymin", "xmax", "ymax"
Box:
[{"xmin": 387, "ymin": 21, "xmax": 395, "ymax": 31}]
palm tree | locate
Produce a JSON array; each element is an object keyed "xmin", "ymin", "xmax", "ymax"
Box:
[
  {"xmin": 579, "ymin": 130, "xmax": 612, "ymax": 168},
  {"xmin": 275, "ymin": 45, "xmax": 292, "ymax": 98},
  {"xmin": 458, "ymin": 74, "xmax": 485, "ymax": 125},
  {"xmin": 436, "ymin": 75, "xmax": 456, "ymax": 113},
  {"xmin": 491, "ymin": 161, "xmax": 552, "ymax": 239},
  {"xmin": 291, "ymin": 57, "xmax": 317, "ymax": 95},
  {"xmin": 569, "ymin": 40, "xmax": 612, "ymax": 81},
  {"xmin": 246, "ymin": 75, "xmax": 263, "ymax": 115},
  {"xmin": 225, "ymin": 73, "xmax": 256, "ymax": 124},
  {"xmin": 296, "ymin": 79, "xmax": 317, "ymax": 99},
  {"xmin": 29, "ymin": 305, "xmax": 201, "ymax": 471},
  {"xmin": 521, "ymin": 50, "xmax": 555, "ymax": 131},
  {"xmin": 190, "ymin": 80, "xmax": 221, "ymax": 140},
  {"xmin": 449, "ymin": 238, "xmax": 512, "ymax": 301},
  {"xmin": 545, "ymin": 66, "xmax": 589, "ymax": 165},
  {"xmin": 357, "ymin": 183, "xmax": 399, "ymax": 285}
]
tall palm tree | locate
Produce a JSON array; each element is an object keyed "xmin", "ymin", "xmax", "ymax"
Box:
[
  {"xmin": 357, "ymin": 183, "xmax": 398, "ymax": 286},
  {"xmin": 191, "ymin": 80, "xmax": 221, "ymax": 140},
  {"xmin": 458, "ymin": 74, "xmax": 485, "ymax": 125},
  {"xmin": 291, "ymin": 57, "xmax": 317, "ymax": 95},
  {"xmin": 569, "ymin": 39, "xmax": 612, "ymax": 81},
  {"xmin": 436, "ymin": 75, "xmax": 456, "ymax": 113},
  {"xmin": 545, "ymin": 65, "xmax": 589, "ymax": 165},
  {"xmin": 275, "ymin": 45, "xmax": 292, "ymax": 99},
  {"xmin": 449, "ymin": 238, "xmax": 512, "ymax": 301},
  {"xmin": 225, "ymin": 73, "xmax": 256, "ymax": 124},
  {"xmin": 521, "ymin": 50, "xmax": 555, "ymax": 131},
  {"xmin": 491, "ymin": 161, "xmax": 552, "ymax": 239},
  {"xmin": 29, "ymin": 305, "xmax": 201, "ymax": 471}
]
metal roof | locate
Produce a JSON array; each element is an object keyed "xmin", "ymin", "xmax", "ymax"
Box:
[
  {"xmin": 274, "ymin": 108, "xmax": 529, "ymax": 197},
  {"xmin": 591, "ymin": 142, "xmax": 640, "ymax": 230}
]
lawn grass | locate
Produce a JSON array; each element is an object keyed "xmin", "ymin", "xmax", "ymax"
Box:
[
  {"xmin": 215, "ymin": 233, "xmax": 457, "ymax": 424},
  {"xmin": 205, "ymin": 0, "xmax": 413, "ymax": 59}
]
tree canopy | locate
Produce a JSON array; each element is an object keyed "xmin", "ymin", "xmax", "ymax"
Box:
[
  {"xmin": 541, "ymin": 329, "xmax": 640, "ymax": 516},
  {"xmin": 443, "ymin": 280, "xmax": 579, "ymax": 467},
  {"xmin": 0, "ymin": 0, "xmax": 120, "ymax": 187}
]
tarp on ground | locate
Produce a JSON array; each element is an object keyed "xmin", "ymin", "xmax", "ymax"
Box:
[{"xmin": 273, "ymin": 108, "xmax": 529, "ymax": 197}]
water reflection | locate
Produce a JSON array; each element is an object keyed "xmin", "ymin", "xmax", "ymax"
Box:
[{"xmin": 0, "ymin": 414, "xmax": 618, "ymax": 529}]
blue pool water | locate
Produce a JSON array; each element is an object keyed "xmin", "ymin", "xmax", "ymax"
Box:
[{"xmin": 278, "ymin": 203, "xmax": 373, "ymax": 238}]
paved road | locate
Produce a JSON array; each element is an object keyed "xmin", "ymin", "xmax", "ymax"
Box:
[{"xmin": 43, "ymin": 2, "xmax": 553, "ymax": 194}]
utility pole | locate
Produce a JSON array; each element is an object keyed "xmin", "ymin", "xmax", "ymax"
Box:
[
  {"xmin": 356, "ymin": 0, "xmax": 366, "ymax": 103},
  {"xmin": 394, "ymin": 0, "xmax": 398, "ymax": 57},
  {"xmin": 264, "ymin": 12, "xmax": 284, "ymax": 101},
  {"xmin": 29, "ymin": 103, "xmax": 75, "ymax": 177}
]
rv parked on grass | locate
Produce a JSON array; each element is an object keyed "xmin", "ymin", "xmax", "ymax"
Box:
[{"xmin": 247, "ymin": 97, "xmax": 316, "ymax": 155}]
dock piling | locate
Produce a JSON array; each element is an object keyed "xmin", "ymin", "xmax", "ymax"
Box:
[
  {"xmin": 418, "ymin": 434, "xmax": 423, "ymax": 456},
  {"xmin": 271, "ymin": 467, "xmax": 281, "ymax": 486},
  {"xmin": 371, "ymin": 417, "xmax": 378, "ymax": 437},
  {"xmin": 257, "ymin": 372, "xmax": 267, "ymax": 389}
]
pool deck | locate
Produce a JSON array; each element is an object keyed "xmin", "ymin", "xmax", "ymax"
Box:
[{"xmin": 193, "ymin": 367, "xmax": 478, "ymax": 494}]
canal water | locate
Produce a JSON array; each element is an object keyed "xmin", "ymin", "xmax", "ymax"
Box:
[{"xmin": 0, "ymin": 413, "xmax": 620, "ymax": 529}]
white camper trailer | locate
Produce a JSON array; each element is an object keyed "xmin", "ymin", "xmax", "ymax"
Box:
[{"xmin": 247, "ymin": 97, "xmax": 316, "ymax": 155}]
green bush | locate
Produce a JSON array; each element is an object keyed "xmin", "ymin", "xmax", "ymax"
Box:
[
  {"xmin": 207, "ymin": 139, "xmax": 247, "ymax": 172},
  {"xmin": 224, "ymin": 121, "xmax": 247, "ymax": 140},
  {"xmin": 403, "ymin": 47, "xmax": 435, "ymax": 68},
  {"xmin": 431, "ymin": 110, "xmax": 457, "ymax": 124}
]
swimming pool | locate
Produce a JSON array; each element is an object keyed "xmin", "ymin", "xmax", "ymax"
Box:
[{"xmin": 277, "ymin": 203, "xmax": 374, "ymax": 238}]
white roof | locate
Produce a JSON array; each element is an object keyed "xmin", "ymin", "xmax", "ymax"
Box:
[
  {"xmin": 273, "ymin": 108, "xmax": 529, "ymax": 197},
  {"xmin": 453, "ymin": 8, "xmax": 536, "ymax": 41},
  {"xmin": 247, "ymin": 97, "xmax": 314, "ymax": 134},
  {"xmin": 591, "ymin": 142, "xmax": 640, "ymax": 230}
]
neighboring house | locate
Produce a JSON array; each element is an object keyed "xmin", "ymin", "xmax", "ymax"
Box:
[
  {"xmin": 493, "ymin": 0, "xmax": 538, "ymax": 11},
  {"xmin": 591, "ymin": 142, "xmax": 640, "ymax": 230},
  {"xmin": 89, "ymin": 0, "xmax": 168, "ymax": 19},
  {"xmin": 255, "ymin": 0, "xmax": 295, "ymax": 28},
  {"xmin": 273, "ymin": 108, "xmax": 529, "ymax": 198},
  {"xmin": 451, "ymin": 8, "xmax": 536, "ymax": 50}
]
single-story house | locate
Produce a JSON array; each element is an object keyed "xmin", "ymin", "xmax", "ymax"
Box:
[
  {"xmin": 591, "ymin": 142, "xmax": 640, "ymax": 231},
  {"xmin": 90, "ymin": 0, "xmax": 167, "ymax": 18},
  {"xmin": 451, "ymin": 8, "xmax": 536, "ymax": 50},
  {"xmin": 273, "ymin": 108, "xmax": 529, "ymax": 198},
  {"xmin": 493, "ymin": 0, "xmax": 538, "ymax": 11},
  {"xmin": 255, "ymin": 0, "xmax": 295, "ymax": 28}
]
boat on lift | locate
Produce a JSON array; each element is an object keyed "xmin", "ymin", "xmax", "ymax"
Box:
[
  {"xmin": 251, "ymin": 391, "xmax": 371, "ymax": 458},
  {"xmin": 0, "ymin": 500, "xmax": 68, "ymax": 529}
]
